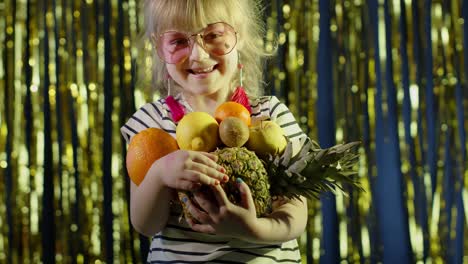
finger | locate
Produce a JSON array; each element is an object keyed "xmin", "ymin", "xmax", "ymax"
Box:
[
  {"xmin": 191, "ymin": 152, "xmax": 228, "ymax": 175},
  {"xmin": 183, "ymin": 170, "xmax": 221, "ymax": 186},
  {"xmin": 176, "ymin": 180, "xmax": 201, "ymax": 191},
  {"xmin": 194, "ymin": 151, "xmax": 218, "ymax": 162},
  {"xmin": 186, "ymin": 218, "xmax": 216, "ymax": 234},
  {"xmin": 237, "ymin": 178, "xmax": 255, "ymax": 210},
  {"xmin": 192, "ymin": 190, "xmax": 219, "ymax": 215},
  {"xmin": 187, "ymin": 161, "xmax": 228, "ymax": 183},
  {"xmin": 210, "ymin": 184, "xmax": 230, "ymax": 207},
  {"xmin": 183, "ymin": 196, "xmax": 213, "ymax": 224}
]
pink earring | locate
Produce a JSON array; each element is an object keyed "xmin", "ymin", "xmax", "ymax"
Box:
[{"xmin": 230, "ymin": 53, "xmax": 252, "ymax": 113}]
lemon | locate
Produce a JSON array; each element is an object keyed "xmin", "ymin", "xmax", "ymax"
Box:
[{"xmin": 176, "ymin": 112, "xmax": 220, "ymax": 152}]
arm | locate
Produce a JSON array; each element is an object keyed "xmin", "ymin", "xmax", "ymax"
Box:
[
  {"xmin": 129, "ymin": 150, "xmax": 228, "ymax": 237},
  {"xmin": 249, "ymin": 196, "xmax": 308, "ymax": 244},
  {"xmin": 129, "ymin": 160, "xmax": 173, "ymax": 237},
  {"xmin": 185, "ymin": 181, "xmax": 308, "ymax": 244}
]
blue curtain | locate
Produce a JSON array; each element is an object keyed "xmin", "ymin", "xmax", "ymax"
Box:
[{"xmin": 313, "ymin": 0, "xmax": 466, "ymax": 263}]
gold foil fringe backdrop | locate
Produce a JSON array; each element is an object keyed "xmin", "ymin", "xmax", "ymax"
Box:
[{"xmin": 0, "ymin": 0, "xmax": 467, "ymax": 263}]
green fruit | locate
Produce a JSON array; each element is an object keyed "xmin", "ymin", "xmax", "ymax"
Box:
[
  {"xmin": 246, "ymin": 121, "xmax": 287, "ymax": 157},
  {"xmin": 219, "ymin": 117, "xmax": 250, "ymax": 147}
]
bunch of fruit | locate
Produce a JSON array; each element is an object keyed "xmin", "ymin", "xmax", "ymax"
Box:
[
  {"xmin": 176, "ymin": 101, "xmax": 288, "ymax": 155},
  {"xmin": 126, "ymin": 101, "xmax": 362, "ymax": 218}
]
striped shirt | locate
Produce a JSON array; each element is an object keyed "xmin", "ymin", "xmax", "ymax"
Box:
[{"xmin": 121, "ymin": 94, "xmax": 307, "ymax": 263}]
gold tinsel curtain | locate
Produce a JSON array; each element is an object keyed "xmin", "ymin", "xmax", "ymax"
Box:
[{"xmin": 0, "ymin": 0, "xmax": 467, "ymax": 263}]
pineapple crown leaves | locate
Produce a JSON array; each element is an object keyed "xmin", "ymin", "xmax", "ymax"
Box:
[{"xmin": 266, "ymin": 137, "xmax": 364, "ymax": 200}]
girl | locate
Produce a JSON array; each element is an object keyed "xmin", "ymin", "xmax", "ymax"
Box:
[{"xmin": 121, "ymin": 0, "xmax": 308, "ymax": 262}]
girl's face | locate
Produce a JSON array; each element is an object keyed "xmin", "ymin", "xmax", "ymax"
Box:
[{"xmin": 159, "ymin": 22, "xmax": 239, "ymax": 98}]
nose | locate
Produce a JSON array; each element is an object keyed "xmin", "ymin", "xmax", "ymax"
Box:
[{"xmin": 189, "ymin": 36, "xmax": 210, "ymax": 61}]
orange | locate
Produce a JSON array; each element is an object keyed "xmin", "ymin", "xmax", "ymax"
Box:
[
  {"xmin": 214, "ymin": 101, "xmax": 251, "ymax": 126},
  {"xmin": 126, "ymin": 128, "xmax": 179, "ymax": 185}
]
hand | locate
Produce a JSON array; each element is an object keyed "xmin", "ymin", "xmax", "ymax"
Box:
[
  {"xmin": 157, "ymin": 150, "xmax": 228, "ymax": 191},
  {"xmin": 183, "ymin": 179, "xmax": 260, "ymax": 240}
]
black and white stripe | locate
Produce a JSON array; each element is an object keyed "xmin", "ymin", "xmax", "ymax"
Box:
[{"xmin": 120, "ymin": 95, "xmax": 182, "ymax": 143}]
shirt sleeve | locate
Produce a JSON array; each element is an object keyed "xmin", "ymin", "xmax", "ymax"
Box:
[
  {"xmin": 120, "ymin": 100, "xmax": 177, "ymax": 144},
  {"xmin": 268, "ymin": 96, "xmax": 308, "ymax": 156}
]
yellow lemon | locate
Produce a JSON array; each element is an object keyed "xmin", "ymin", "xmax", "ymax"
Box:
[{"xmin": 176, "ymin": 112, "xmax": 220, "ymax": 152}]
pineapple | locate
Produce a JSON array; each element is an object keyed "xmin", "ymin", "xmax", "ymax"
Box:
[
  {"xmin": 179, "ymin": 137, "xmax": 362, "ymax": 219},
  {"xmin": 178, "ymin": 147, "xmax": 272, "ymax": 219},
  {"xmin": 215, "ymin": 147, "xmax": 272, "ymax": 216}
]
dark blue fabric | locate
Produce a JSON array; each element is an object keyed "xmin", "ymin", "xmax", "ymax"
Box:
[
  {"xmin": 455, "ymin": 1, "xmax": 467, "ymax": 260},
  {"xmin": 399, "ymin": 0, "xmax": 430, "ymax": 259},
  {"xmin": 423, "ymin": 1, "xmax": 438, "ymax": 195},
  {"xmin": 367, "ymin": 0, "xmax": 412, "ymax": 262},
  {"xmin": 41, "ymin": 1, "xmax": 56, "ymax": 263},
  {"xmin": 317, "ymin": 0, "xmax": 339, "ymax": 263}
]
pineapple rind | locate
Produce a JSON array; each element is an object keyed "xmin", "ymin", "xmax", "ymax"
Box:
[{"xmin": 214, "ymin": 147, "xmax": 272, "ymax": 217}]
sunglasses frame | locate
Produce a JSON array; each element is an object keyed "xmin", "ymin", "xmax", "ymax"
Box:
[{"xmin": 154, "ymin": 22, "xmax": 238, "ymax": 64}]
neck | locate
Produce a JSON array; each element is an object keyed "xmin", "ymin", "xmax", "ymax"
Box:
[{"xmin": 182, "ymin": 88, "xmax": 232, "ymax": 115}]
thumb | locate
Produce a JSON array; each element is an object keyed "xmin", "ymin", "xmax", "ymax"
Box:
[{"xmin": 236, "ymin": 178, "xmax": 255, "ymax": 210}]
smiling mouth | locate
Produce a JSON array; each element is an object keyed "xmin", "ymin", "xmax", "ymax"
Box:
[{"xmin": 188, "ymin": 65, "xmax": 218, "ymax": 75}]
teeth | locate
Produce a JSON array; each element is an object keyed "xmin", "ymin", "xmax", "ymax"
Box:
[{"xmin": 192, "ymin": 66, "xmax": 214, "ymax": 74}]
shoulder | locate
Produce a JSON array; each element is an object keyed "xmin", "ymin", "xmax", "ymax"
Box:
[
  {"xmin": 120, "ymin": 98, "xmax": 177, "ymax": 144},
  {"xmin": 249, "ymin": 96, "xmax": 271, "ymax": 119},
  {"xmin": 249, "ymin": 95, "xmax": 291, "ymax": 120}
]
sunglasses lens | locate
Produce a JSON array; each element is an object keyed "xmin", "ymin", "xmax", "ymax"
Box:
[
  {"xmin": 157, "ymin": 22, "xmax": 237, "ymax": 64},
  {"xmin": 157, "ymin": 32, "xmax": 191, "ymax": 64},
  {"xmin": 202, "ymin": 22, "xmax": 237, "ymax": 56}
]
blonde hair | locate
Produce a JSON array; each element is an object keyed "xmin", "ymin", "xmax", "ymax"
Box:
[{"xmin": 136, "ymin": 0, "xmax": 272, "ymax": 98}]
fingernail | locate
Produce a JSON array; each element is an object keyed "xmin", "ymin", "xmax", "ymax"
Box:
[
  {"xmin": 219, "ymin": 167, "xmax": 226, "ymax": 173},
  {"xmin": 214, "ymin": 180, "xmax": 220, "ymax": 185},
  {"xmin": 223, "ymin": 175, "xmax": 229, "ymax": 182},
  {"xmin": 236, "ymin": 178, "xmax": 243, "ymax": 184}
]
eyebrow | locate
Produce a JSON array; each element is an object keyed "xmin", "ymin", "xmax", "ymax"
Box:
[{"xmin": 162, "ymin": 22, "xmax": 227, "ymax": 35}]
